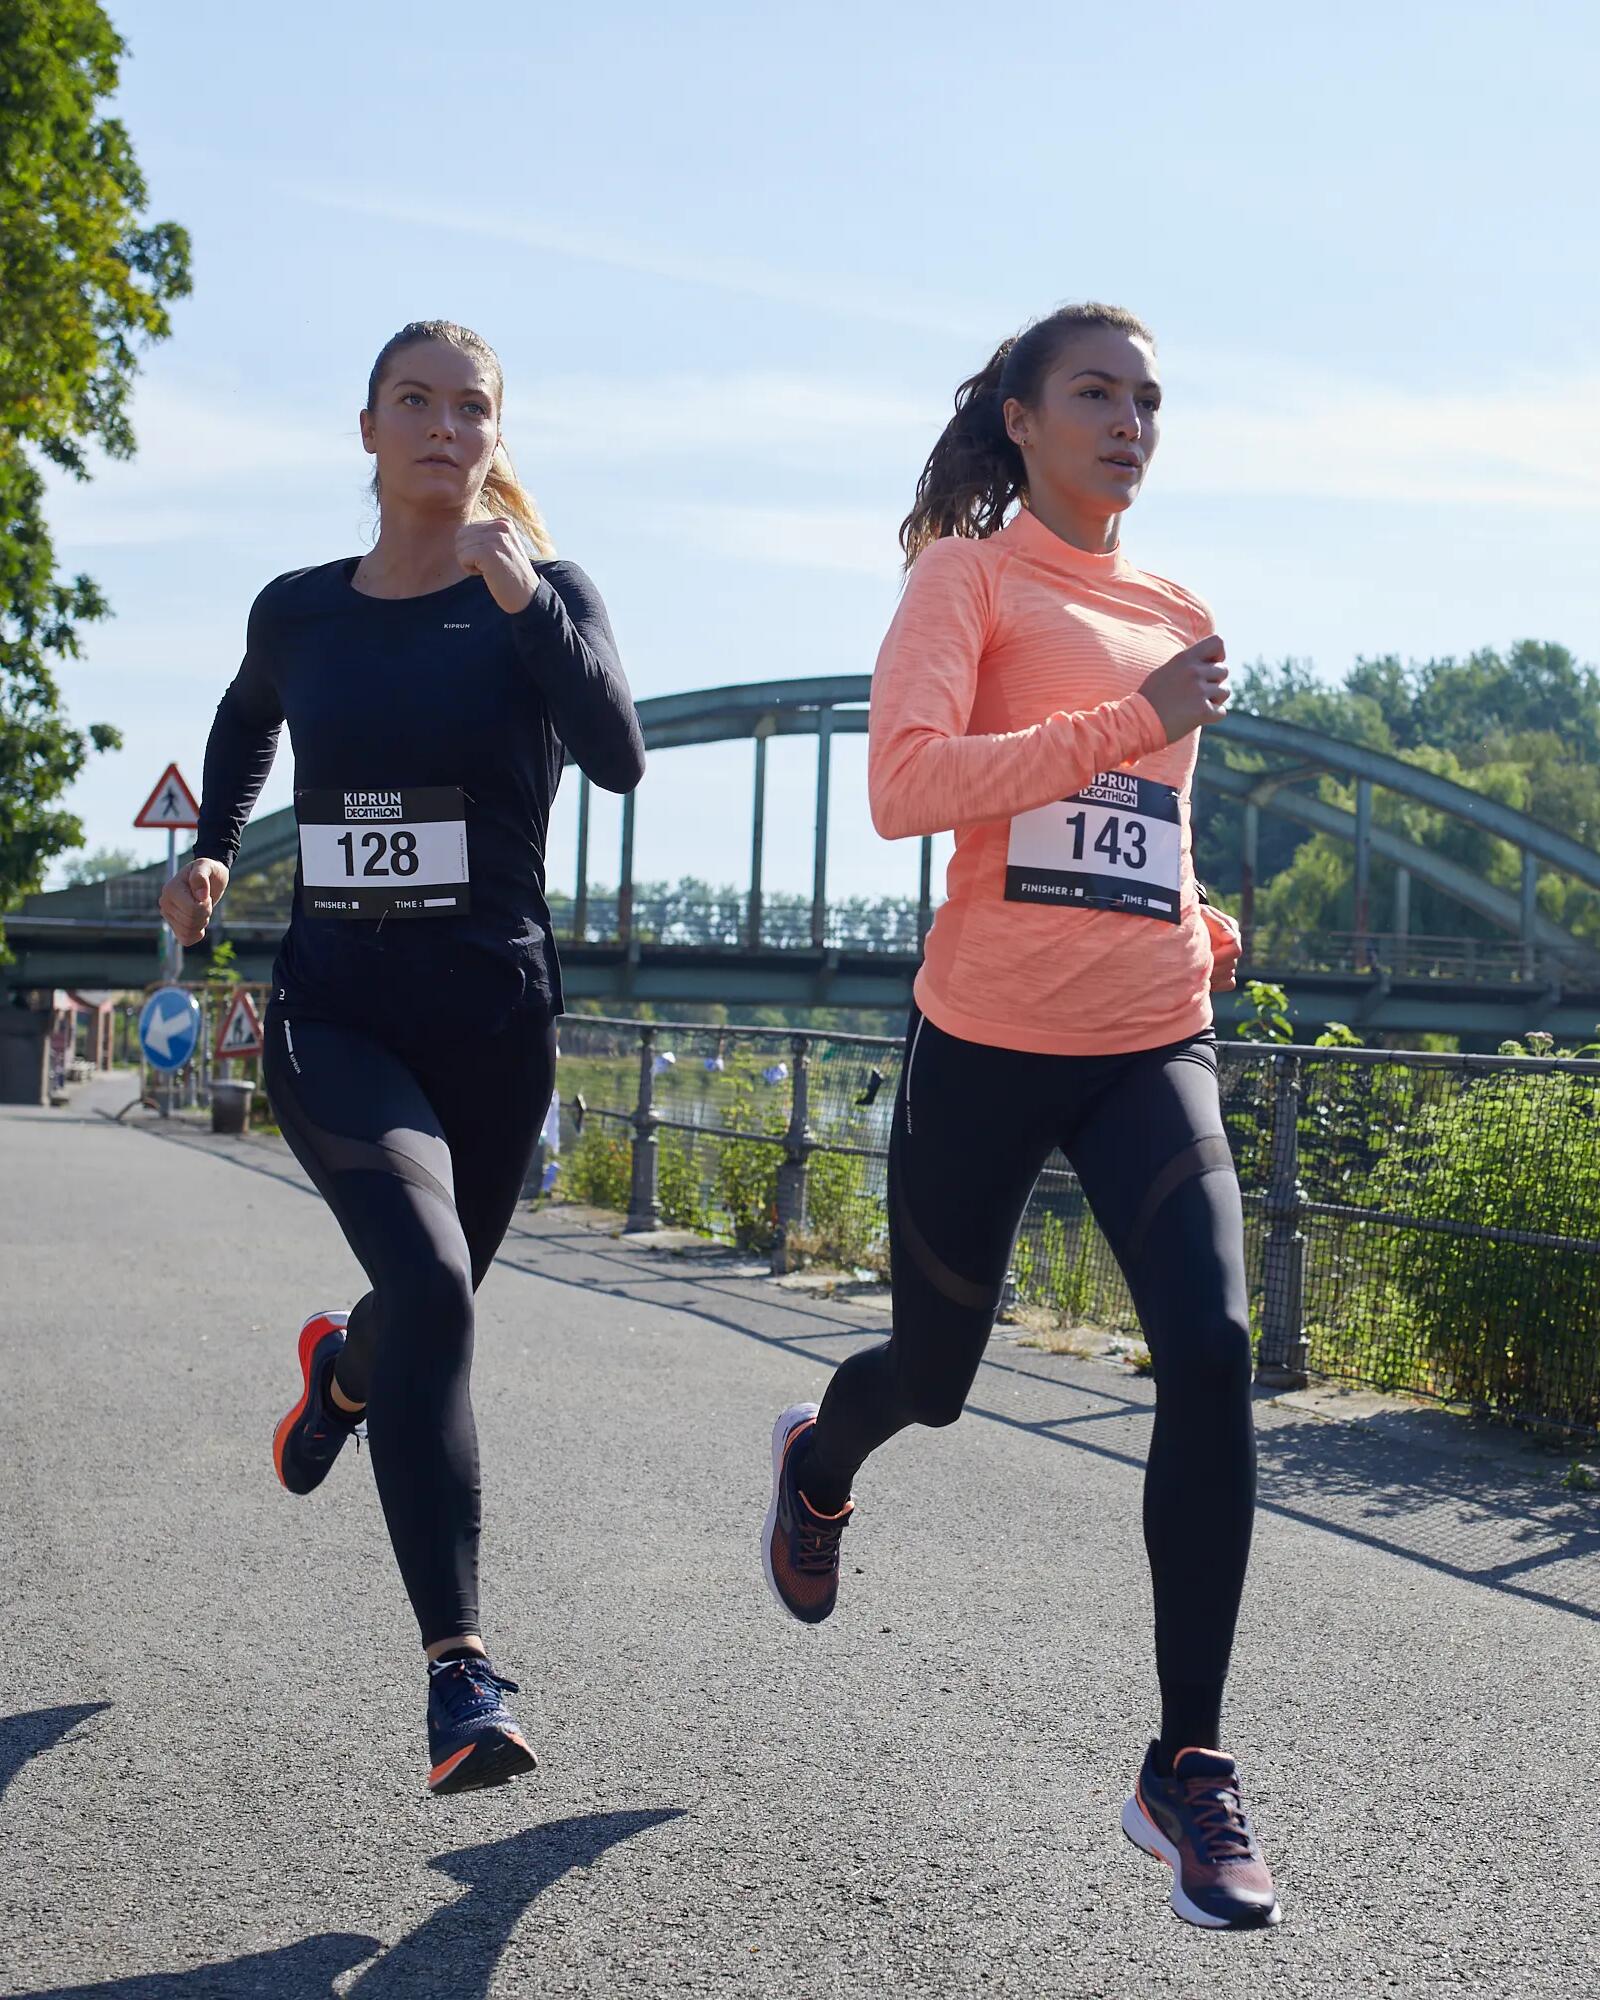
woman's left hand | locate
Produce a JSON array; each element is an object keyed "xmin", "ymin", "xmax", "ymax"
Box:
[
  {"xmin": 457, "ymin": 518, "xmax": 537, "ymax": 614},
  {"xmin": 1202, "ymin": 904, "xmax": 1244, "ymax": 993}
]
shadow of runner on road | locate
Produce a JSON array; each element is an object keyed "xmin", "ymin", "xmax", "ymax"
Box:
[
  {"xmin": 0, "ymin": 1704, "xmax": 110, "ymax": 1807},
  {"xmin": 15, "ymin": 1809, "xmax": 686, "ymax": 2000},
  {"xmin": 349, "ymin": 1809, "xmax": 686, "ymax": 1999}
]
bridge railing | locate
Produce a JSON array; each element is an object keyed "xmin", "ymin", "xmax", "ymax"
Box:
[
  {"xmin": 558, "ymin": 898, "xmax": 1600, "ymax": 981},
  {"xmin": 1249, "ymin": 927, "xmax": 1600, "ymax": 985},
  {"xmin": 552, "ymin": 1013, "xmax": 1600, "ymax": 1438},
  {"xmin": 78, "ymin": 863, "xmax": 1600, "ymax": 987},
  {"xmin": 559, "ymin": 894, "xmax": 930, "ymax": 954}
]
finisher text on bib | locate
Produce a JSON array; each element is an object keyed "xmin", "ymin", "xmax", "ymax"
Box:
[
  {"xmin": 296, "ymin": 786, "xmax": 471, "ymax": 920},
  {"xmin": 1005, "ymin": 771, "xmax": 1182, "ymax": 924}
]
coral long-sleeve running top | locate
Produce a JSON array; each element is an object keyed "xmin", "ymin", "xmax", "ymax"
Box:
[{"xmin": 868, "ymin": 507, "xmax": 1217, "ymax": 1056}]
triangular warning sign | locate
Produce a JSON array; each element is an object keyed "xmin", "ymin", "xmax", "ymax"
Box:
[
  {"xmin": 134, "ymin": 762, "xmax": 200, "ymax": 830},
  {"xmin": 215, "ymin": 988, "xmax": 263, "ymax": 1060}
]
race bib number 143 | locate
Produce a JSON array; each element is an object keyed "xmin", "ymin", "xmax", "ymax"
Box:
[
  {"xmin": 296, "ymin": 786, "xmax": 471, "ymax": 920},
  {"xmin": 1005, "ymin": 771, "xmax": 1182, "ymax": 924}
]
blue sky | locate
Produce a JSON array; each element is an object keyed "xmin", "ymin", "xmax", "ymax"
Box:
[{"xmin": 48, "ymin": 0, "xmax": 1600, "ymax": 904}]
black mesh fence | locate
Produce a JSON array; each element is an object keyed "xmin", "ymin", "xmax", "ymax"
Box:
[{"xmin": 553, "ymin": 1017, "xmax": 1600, "ymax": 1436}]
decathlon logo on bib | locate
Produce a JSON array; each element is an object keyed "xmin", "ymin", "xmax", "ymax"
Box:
[
  {"xmin": 295, "ymin": 784, "xmax": 471, "ymax": 920},
  {"xmin": 342, "ymin": 791, "xmax": 404, "ymax": 821},
  {"xmin": 1005, "ymin": 771, "xmax": 1183, "ymax": 924}
]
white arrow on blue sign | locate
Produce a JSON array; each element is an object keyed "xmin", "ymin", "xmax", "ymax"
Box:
[{"xmin": 139, "ymin": 987, "xmax": 201, "ymax": 1073}]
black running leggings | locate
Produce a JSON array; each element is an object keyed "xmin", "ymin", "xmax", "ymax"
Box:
[
  {"xmin": 263, "ymin": 998, "xmax": 555, "ymax": 1647},
  {"xmin": 805, "ymin": 1008, "xmax": 1256, "ymax": 1746}
]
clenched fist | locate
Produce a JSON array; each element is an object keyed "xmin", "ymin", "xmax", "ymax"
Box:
[
  {"xmin": 1202, "ymin": 902, "xmax": 1243, "ymax": 993},
  {"xmin": 160, "ymin": 857, "xmax": 230, "ymax": 946},
  {"xmin": 1140, "ymin": 636, "xmax": 1230, "ymax": 744},
  {"xmin": 457, "ymin": 518, "xmax": 537, "ymax": 615}
]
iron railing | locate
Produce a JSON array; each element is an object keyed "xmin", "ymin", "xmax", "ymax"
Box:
[{"xmin": 554, "ymin": 1014, "xmax": 1600, "ymax": 1437}]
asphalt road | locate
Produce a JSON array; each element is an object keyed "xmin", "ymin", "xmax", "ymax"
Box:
[{"xmin": 3, "ymin": 1079, "xmax": 1597, "ymax": 1998}]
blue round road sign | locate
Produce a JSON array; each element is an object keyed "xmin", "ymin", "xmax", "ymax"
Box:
[{"xmin": 139, "ymin": 987, "xmax": 201, "ymax": 1073}]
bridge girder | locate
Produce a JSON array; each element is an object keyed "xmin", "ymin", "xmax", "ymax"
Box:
[{"xmin": 12, "ymin": 678, "xmax": 1598, "ymax": 1001}]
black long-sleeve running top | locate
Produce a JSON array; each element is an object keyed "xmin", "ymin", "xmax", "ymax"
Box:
[{"xmin": 194, "ymin": 556, "xmax": 645, "ymax": 1019}]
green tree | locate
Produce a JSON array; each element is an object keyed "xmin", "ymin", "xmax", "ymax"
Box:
[
  {"xmin": 57, "ymin": 842, "xmax": 137, "ymax": 885},
  {"xmin": 1, "ymin": 0, "xmax": 192, "ymax": 941},
  {"xmin": 1198, "ymin": 639, "xmax": 1600, "ymax": 973}
]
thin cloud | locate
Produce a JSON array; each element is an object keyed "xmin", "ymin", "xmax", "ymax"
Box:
[
  {"xmin": 62, "ymin": 379, "xmax": 354, "ymax": 488},
  {"xmin": 1160, "ymin": 363, "xmax": 1600, "ymax": 509},
  {"xmin": 293, "ymin": 181, "xmax": 993, "ymax": 341},
  {"xmin": 44, "ymin": 357, "xmax": 1600, "ymax": 564},
  {"xmin": 661, "ymin": 502, "xmax": 903, "ymax": 578},
  {"xmin": 523, "ymin": 371, "xmax": 932, "ymax": 461}
]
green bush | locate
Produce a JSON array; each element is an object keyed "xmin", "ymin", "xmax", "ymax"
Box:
[
  {"xmin": 715, "ymin": 1127, "xmax": 780, "ymax": 1251},
  {"xmin": 1012, "ymin": 1202, "xmax": 1137, "ymax": 1331},
  {"xmin": 1356, "ymin": 1066, "xmax": 1600, "ymax": 1426},
  {"xmin": 801, "ymin": 1150, "xmax": 888, "ymax": 1273},
  {"xmin": 564, "ymin": 1122, "xmax": 632, "ymax": 1211},
  {"xmin": 684, "ymin": 1068, "xmax": 781, "ymax": 1252},
  {"xmin": 657, "ymin": 1129, "xmax": 710, "ymax": 1231}
]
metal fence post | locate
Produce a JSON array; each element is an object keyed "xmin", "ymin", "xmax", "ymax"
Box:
[
  {"xmin": 811, "ymin": 710, "xmax": 834, "ymax": 949},
  {"xmin": 1256, "ymin": 1052, "xmax": 1310, "ymax": 1388},
  {"xmin": 773, "ymin": 1033, "xmax": 812, "ymax": 1274},
  {"xmin": 625, "ymin": 1023, "xmax": 660, "ymax": 1232},
  {"xmin": 748, "ymin": 721, "xmax": 771, "ymax": 951},
  {"xmin": 619, "ymin": 791, "xmax": 636, "ymax": 944}
]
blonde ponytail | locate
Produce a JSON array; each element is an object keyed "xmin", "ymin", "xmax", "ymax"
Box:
[{"xmin": 480, "ymin": 441, "xmax": 555, "ymax": 558}]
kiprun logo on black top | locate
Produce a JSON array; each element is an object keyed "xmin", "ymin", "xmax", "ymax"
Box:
[
  {"xmin": 343, "ymin": 791, "xmax": 404, "ymax": 821},
  {"xmin": 1077, "ymin": 771, "xmax": 1140, "ymax": 811}
]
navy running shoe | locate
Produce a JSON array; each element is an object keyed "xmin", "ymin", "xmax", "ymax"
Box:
[
  {"xmin": 762, "ymin": 1402, "xmax": 854, "ymax": 1624},
  {"xmin": 1122, "ymin": 1741, "xmax": 1283, "ymax": 1929},
  {"xmin": 272, "ymin": 1310, "xmax": 359, "ymax": 1495},
  {"xmin": 426, "ymin": 1655, "xmax": 538, "ymax": 1795}
]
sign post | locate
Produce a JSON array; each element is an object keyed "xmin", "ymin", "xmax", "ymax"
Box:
[{"xmin": 134, "ymin": 764, "xmax": 201, "ymax": 982}]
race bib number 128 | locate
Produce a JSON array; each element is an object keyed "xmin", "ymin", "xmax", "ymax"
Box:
[
  {"xmin": 296, "ymin": 786, "xmax": 471, "ymax": 920},
  {"xmin": 1005, "ymin": 771, "xmax": 1182, "ymax": 924}
]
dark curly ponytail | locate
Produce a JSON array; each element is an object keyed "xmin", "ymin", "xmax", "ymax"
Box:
[{"xmin": 899, "ymin": 302, "xmax": 1154, "ymax": 569}]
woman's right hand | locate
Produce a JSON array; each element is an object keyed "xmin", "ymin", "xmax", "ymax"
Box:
[
  {"xmin": 1139, "ymin": 635, "xmax": 1230, "ymax": 743},
  {"xmin": 159, "ymin": 857, "xmax": 230, "ymax": 945}
]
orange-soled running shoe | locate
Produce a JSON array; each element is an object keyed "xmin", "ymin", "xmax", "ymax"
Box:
[
  {"xmin": 272, "ymin": 1309, "xmax": 360, "ymax": 1495},
  {"xmin": 762, "ymin": 1403, "xmax": 854, "ymax": 1624},
  {"xmin": 1122, "ymin": 1741, "xmax": 1283, "ymax": 1929},
  {"xmin": 426, "ymin": 1655, "xmax": 538, "ymax": 1796}
]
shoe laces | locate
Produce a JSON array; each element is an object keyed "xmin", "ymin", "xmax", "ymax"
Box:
[
  {"xmin": 794, "ymin": 1503, "xmax": 851, "ymax": 1576},
  {"xmin": 1178, "ymin": 1770, "xmax": 1256, "ymax": 1862},
  {"xmin": 429, "ymin": 1655, "xmax": 519, "ymax": 1722}
]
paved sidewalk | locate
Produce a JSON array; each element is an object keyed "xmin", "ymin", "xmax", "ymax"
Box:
[{"xmin": 2, "ymin": 1089, "xmax": 1596, "ymax": 1996}]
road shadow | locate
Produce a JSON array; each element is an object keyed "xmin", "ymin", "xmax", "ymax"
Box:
[
  {"xmin": 16, "ymin": 1808, "xmax": 684, "ymax": 1999},
  {"xmin": 1, "ymin": 1703, "xmax": 110, "ymax": 1807},
  {"xmin": 506, "ymin": 1221, "xmax": 1600, "ymax": 1626},
  {"xmin": 347, "ymin": 1808, "xmax": 685, "ymax": 1998},
  {"xmin": 129, "ymin": 1138, "xmax": 1600, "ymax": 1625},
  {"xmin": 1252, "ymin": 1412, "xmax": 1600, "ymax": 1619}
]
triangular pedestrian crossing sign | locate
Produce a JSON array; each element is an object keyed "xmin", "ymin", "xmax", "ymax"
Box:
[
  {"xmin": 215, "ymin": 988, "xmax": 263, "ymax": 1060},
  {"xmin": 134, "ymin": 762, "xmax": 200, "ymax": 830}
]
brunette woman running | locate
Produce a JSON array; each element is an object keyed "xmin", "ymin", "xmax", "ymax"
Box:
[
  {"xmin": 162, "ymin": 320, "xmax": 645, "ymax": 1794},
  {"xmin": 761, "ymin": 305, "xmax": 1278, "ymax": 1928}
]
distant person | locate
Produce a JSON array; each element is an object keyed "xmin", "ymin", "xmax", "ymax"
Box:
[
  {"xmin": 761, "ymin": 305, "xmax": 1275, "ymax": 1929},
  {"xmin": 162, "ymin": 321, "xmax": 645, "ymax": 1794}
]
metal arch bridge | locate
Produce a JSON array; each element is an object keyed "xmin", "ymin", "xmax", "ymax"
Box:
[{"xmin": 12, "ymin": 675, "xmax": 1600, "ymax": 1036}]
